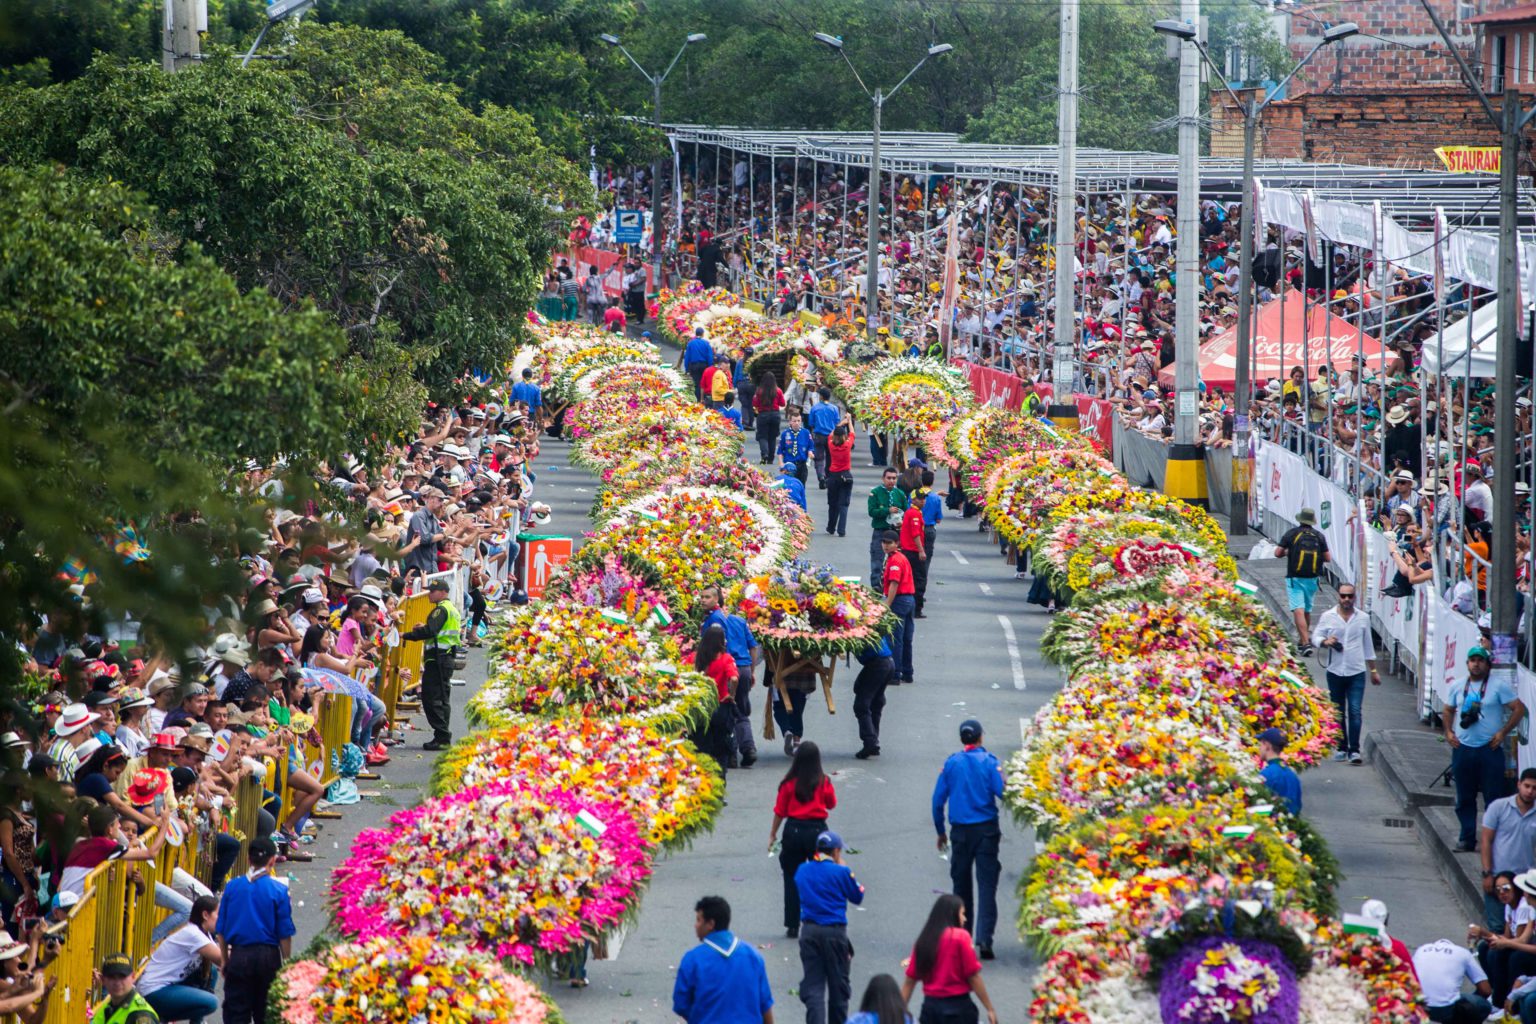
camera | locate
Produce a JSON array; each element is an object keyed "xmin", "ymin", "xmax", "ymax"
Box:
[{"xmin": 1460, "ymin": 705, "xmax": 1483, "ymax": 731}]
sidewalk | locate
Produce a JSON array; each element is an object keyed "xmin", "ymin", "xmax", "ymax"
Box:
[{"xmin": 1219, "ymin": 513, "xmax": 1478, "ymax": 934}]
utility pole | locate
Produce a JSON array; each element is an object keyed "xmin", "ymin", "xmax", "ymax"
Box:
[
  {"xmin": 1048, "ymin": 0, "xmax": 1081, "ymax": 430},
  {"xmin": 1419, "ymin": 0, "xmax": 1534, "ymax": 716},
  {"xmin": 867, "ymin": 91, "xmax": 883, "ymax": 342},
  {"xmin": 1165, "ymin": 0, "xmax": 1209, "ymax": 506},
  {"xmin": 163, "ymin": 0, "xmax": 205, "ymax": 71}
]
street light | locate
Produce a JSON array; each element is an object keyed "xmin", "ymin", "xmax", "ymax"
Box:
[
  {"xmin": 814, "ymin": 32, "xmax": 953, "ymax": 345},
  {"xmin": 601, "ymin": 30, "xmax": 707, "ymax": 294},
  {"xmin": 1152, "ymin": 18, "xmax": 1358, "ymax": 532},
  {"xmin": 241, "ymin": 0, "xmax": 316, "ymax": 66}
]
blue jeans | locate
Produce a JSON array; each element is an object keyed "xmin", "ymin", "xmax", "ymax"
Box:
[
  {"xmin": 890, "ymin": 595, "xmax": 916, "ymax": 681},
  {"xmin": 772, "ymin": 686, "xmax": 809, "ymax": 739},
  {"xmin": 145, "ymin": 983, "xmax": 218, "ymax": 1024},
  {"xmin": 1485, "ymin": 893, "xmax": 1509, "ymax": 937},
  {"xmin": 351, "ymin": 691, "xmax": 387, "ymax": 747},
  {"xmin": 870, "ymin": 531, "xmax": 887, "ymax": 585},
  {"xmin": 1326, "ymin": 671, "xmax": 1366, "ymax": 755},
  {"xmin": 869, "ymin": 432, "xmax": 887, "ymax": 466},
  {"xmin": 1454, "ymin": 741, "xmax": 1509, "ymax": 846}
]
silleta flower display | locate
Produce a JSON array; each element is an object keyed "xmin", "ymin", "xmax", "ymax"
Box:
[{"xmin": 728, "ymin": 559, "xmax": 896, "ymax": 657}]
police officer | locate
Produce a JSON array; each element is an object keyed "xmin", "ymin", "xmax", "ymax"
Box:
[
  {"xmin": 931, "ymin": 719, "xmax": 1004, "ymax": 959},
  {"xmin": 402, "ymin": 578, "xmax": 461, "ymax": 750},
  {"xmin": 794, "ymin": 831, "xmax": 865, "ymax": 1024},
  {"xmin": 94, "ymin": 953, "xmax": 159, "ymax": 1024}
]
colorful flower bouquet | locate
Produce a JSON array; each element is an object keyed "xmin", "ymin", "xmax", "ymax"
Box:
[
  {"xmin": 565, "ymin": 391, "xmax": 698, "ymax": 442},
  {"xmin": 270, "ymin": 936, "xmax": 563, "ymax": 1024},
  {"xmin": 544, "ymin": 341, "xmax": 663, "ymax": 404},
  {"xmin": 1030, "ymin": 512, "xmax": 1240, "ymax": 593},
  {"xmin": 331, "ymin": 782, "xmax": 652, "ymax": 968},
  {"xmin": 982, "ymin": 449, "xmax": 1119, "ymax": 547},
  {"xmin": 727, "ymin": 560, "xmax": 896, "ymax": 657},
  {"xmin": 594, "ymin": 468, "xmax": 814, "ymax": 553},
  {"xmin": 846, "ymin": 357, "xmax": 973, "ymax": 439},
  {"xmin": 570, "ymin": 407, "xmax": 739, "ymax": 470},
  {"xmin": 571, "ymin": 360, "xmax": 687, "ymax": 402},
  {"xmin": 604, "ymin": 486, "xmax": 802, "ymax": 574},
  {"xmin": 539, "ymin": 547, "xmax": 684, "ymax": 639},
  {"xmin": 469, "ymin": 601, "xmax": 716, "ymax": 733},
  {"xmin": 430, "ymin": 718, "xmax": 723, "ymax": 849}
]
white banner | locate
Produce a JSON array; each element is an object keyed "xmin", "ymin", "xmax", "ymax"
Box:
[{"xmin": 1253, "ymin": 440, "xmax": 1358, "ymax": 581}]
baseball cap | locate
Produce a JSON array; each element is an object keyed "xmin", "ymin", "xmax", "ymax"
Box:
[
  {"xmin": 427, "ymin": 579, "xmax": 450, "ymax": 593},
  {"xmin": 1469, "ymin": 645, "xmax": 1491, "ymax": 660},
  {"xmin": 1256, "ymin": 727, "xmax": 1287, "ymax": 750},
  {"xmin": 959, "ymin": 719, "xmax": 983, "ymax": 744},
  {"xmin": 815, "ymin": 830, "xmax": 845, "ymax": 853},
  {"xmin": 100, "ymin": 952, "xmax": 134, "ymax": 978}
]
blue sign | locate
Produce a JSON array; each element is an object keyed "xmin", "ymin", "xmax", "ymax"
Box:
[{"xmin": 614, "ymin": 208, "xmax": 644, "ymax": 245}]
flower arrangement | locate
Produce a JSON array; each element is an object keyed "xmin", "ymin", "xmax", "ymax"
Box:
[
  {"xmin": 845, "ymin": 357, "xmax": 973, "ymax": 439},
  {"xmin": 603, "ymin": 486, "xmax": 801, "ymax": 574},
  {"xmin": 430, "ymin": 718, "xmax": 723, "ymax": 849},
  {"xmin": 1029, "ymin": 513, "xmax": 1240, "ymax": 593},
  {"xmin": 571, "ymin": 360, "xmax": 687, "ymax": 402},
  {"xmin": 271, "ymin": 936, "xmax": 563, "ymax": 1024},
  {"xmin": 1307, "ymin": 925, "xmax": 1427, "ymax": 1024},
  {"xmin": 982, "ymin": 449, "xmax": 1119, "ymax": 547},
  {"xmin": 593, "ymin": 468, "xmax": 815, "ymax": 553},
  {"xmin": 539, "ymin": 547, "xmax": 683, "ymax": 639},
  {"xmin": 469, "ymin": 601, "xmax": 717, "ymax": 733},
  {"xmin": 330, "ymin": 782, "xmax": 652, "ymax": 968},
  {"xmin": 570, "ymin": 407, "xmax": 739, "ymax": 470},
  {"xmin": 565, "ymin": 392, "xmax": 698, "ymax": 442},
  {"xmin": 726, "ymin": 560, "xmax": 896, "ymax": 657},
  {"xmin": 1157, "ymin": 937, "xmax": 1299, "ymax": 1024},
  {"xmin": 593, "ymin": 441, "xmax": 742, "ymax": 512},
  {"xmin": 545, "ymin": 342, "xmax": 663, "ymax": 404}
]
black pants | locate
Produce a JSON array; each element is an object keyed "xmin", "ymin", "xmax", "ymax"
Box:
[
  {"xmin": 799, "ymin": 922, "xmax": 853, "ymax": 1024},
  {"xmin": 826, "ymin": 471, "xmax": 853, "ymax": 535},
  {"xmin": 902, "ymin": 547, "xmax": 928, "ymax": 613},
  {"xmin": 687, "ymin": 363, "xmax": 707, "ymax": 400},
  {"xmin": 738, "ymin": 382, "xmax": 756, "ymax": 429},
  {"xmin": 694, "ymin": 703, "xmax": 735, "ymax": 776},
  {"xmin": 223, "ymin": 944, "xmax": 282, "ymax": 1024},
  {"xmin": 468, "ymin": 587, "xmax": 487, "ymax": 632},
  {"xmin": 422, "ymin": 648, "xmax": 454, "ymax": 744},
  {"xmin": 733, "ymin": 666, "xmax": 757, "ymax": 758},
  {"xmin": 919, "ymin": 527, "xmax": 937, "ymax": 612},
  {"xmin": 755, "ymin": 411, "xmax": 781, "ymax": 463},
  {"xmin": 779, "ymin": 817, "xmax": 826, "ymax": 928},
  {"xmin": 919, "ymin": 994, "xmax": 979, "ymax": 1024},
  {"xmin": 852, "ymin": 656, "xmax": 894, "ymax": 752},
  {"xmin": 626, "ymin": 288, "xmax": 645, "ymax": 321},
  {"xmin": 949, "ymin": 820, "xmax": 1002, "ymax": 947},
  {"xmin": 788, "ymin": 460, "xmax": 808, "ymax": 485}
]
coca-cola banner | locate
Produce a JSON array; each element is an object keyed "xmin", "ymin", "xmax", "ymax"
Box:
[
  {"xmin": 1074, "ymin": 396, "xmax": 1115, "ymax": 458},
  {"xmin": 949, "ymin": 360, "xmax": 1051, "ymax": 413}
]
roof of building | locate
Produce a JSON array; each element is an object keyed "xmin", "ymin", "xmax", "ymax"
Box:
[{"xmin": 1467, "ymin": 2, "xmax": 1536, "ymax": 24}]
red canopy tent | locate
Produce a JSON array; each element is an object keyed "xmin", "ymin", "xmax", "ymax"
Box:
[{"xmin": 1157, "ymin": 291, "xmax": 1385, "ymax": 393}]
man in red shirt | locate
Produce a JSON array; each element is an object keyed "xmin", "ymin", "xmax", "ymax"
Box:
[
  {"xmin": 602, "ymin": 298, "xmax": 627, "ymax": 333},
  {"xmin": 881, "ymin": 531, "xmax": 917, "ymax": 684},
  {"xmin": 700, "ymin": 361, "xmax": 720, "ymax": 409},
  {"xmin": 898, "ymin": 499, "xmax": 928, "ymax": 620}
]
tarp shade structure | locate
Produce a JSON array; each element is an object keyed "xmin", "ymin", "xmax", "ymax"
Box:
[
  {"xmin": 1417, "ymin": 300, "xmax": 1497, "ymax": 378},
  {"xmin": 1158, "ymin": 292, "xmax": 1383, "ymax": 392}
]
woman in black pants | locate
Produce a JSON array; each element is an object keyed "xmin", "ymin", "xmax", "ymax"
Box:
[
  {"xmin": 825, "ymin": 421, "xmax": 856, "ymax": 537},
  {"xmin": 766, "ymin": 741, "xmax": 836, "ymax": 937},
  {"xmin": 753, "ymin": 370, "xmax": 785, "ymax": 464}
]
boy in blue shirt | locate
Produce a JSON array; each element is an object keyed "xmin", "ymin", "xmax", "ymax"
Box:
[
  {"xmin": 717, "ymin": 390, "xmax": 743, "ymax": 431},
  {"xmin": 778, "ymin": 463, "xmax": 807, "ymax": 511},
  {"xmin": 1257, "ymin": 727, "xmax": 1302, "ymax": 815},
  {"xmin": 673, "ymin": 896, "xmax": 774, "ymax": 1024},
  {"xmin": 777, "ymin": 410, "xmax": 813, "ymax": 485},
  {"xmin": 794, "ymin": 832, "xmax": 865, "ymax": 1024}
]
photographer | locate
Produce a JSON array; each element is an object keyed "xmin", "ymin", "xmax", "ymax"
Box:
[
  {"xmin": 1444, "ymin": 647, "xmax": 1527, "ymax": 854},
  {"xmin": 1312, "ymin": 586, "xmax": 1380, "ymax": 766}
]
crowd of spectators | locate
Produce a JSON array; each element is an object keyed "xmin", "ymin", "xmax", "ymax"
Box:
[{"xmin": 0, "ymin": 382, "xmax": 552, "ymax": 1021}]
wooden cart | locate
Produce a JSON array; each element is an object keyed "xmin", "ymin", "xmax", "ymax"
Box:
[{"xmin": 761, "ymin": 646, "xmax": 840, "ymax": 741}]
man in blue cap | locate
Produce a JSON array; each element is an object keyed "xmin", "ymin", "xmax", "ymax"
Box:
[
  {"xmin": 932, "ymin": 719, "xmax": 1004, "ymax": 958},
  {"xmin": 794, "ymin": 831, "xmax": 864, "ymax": 1024},
  {"xmin": 778, "ymin": 463, "xmax": 807, "ymax": 511},
  {"xmin": 683, "ymin": 327, "xmax": 715, "ymax": 399},
  {"xmin": 1257, "ymin": 728, "xmax": 1301, "ymax": 815}
]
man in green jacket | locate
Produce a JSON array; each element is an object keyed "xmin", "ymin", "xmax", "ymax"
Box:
[
  {"xmin": 93, "ymin": 954, "xmax": 158, "ymax": 1024},
  {"xmin": 402, "ymin": 578, "xmax": 461, "ymax": 750},
  {"xmin": 867, "ymin": 466, "xmax": 909, "ymax": 584}
]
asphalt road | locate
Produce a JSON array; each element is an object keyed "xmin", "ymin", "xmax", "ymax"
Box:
[{"xmin": 274, "ymin": 433, "xmax": 1465, "ymax": 1023}]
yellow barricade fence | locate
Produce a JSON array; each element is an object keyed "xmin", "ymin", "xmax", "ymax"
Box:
[
  {"xmin": 230, "ymin": 774, "xmax": 264, "ymax": 877},
  {"xmin": 395, "ymin": 593, "xmax": 434, "ymax": 712},
  {"xmin": 40, "ymin": 883, "xmax": 96, "ymax": 1024}
]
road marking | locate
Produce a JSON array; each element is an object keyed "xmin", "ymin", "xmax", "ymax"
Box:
[
  {"xmin": 997, "ymin": 615, "xmax": 1026, "ymax": 690},
  {"xmin": 951, "ymin": 549, "xmax": 969, "ymax": 565},
  {"xmin": 978, "ymin": 582, "xmax": 993, "ymax": 596}
]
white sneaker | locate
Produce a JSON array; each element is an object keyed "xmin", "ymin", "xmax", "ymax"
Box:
[
  {"xmin": 1332, "ymin": 751, "xmax": 1349, "ymax": 763},
  {"xmin": 1486, "ymin": 1010, "xmax": 1507, "ymax": 1022}
]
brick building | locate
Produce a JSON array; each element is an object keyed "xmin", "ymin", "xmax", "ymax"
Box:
[{"xmin": 1209, "ymin": 0, "xmax": 1535, "ymax": 168}]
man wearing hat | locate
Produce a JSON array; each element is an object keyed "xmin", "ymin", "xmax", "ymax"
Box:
[
  {"xmin": 793, "ymin": 830, "xmax": 865, "ymax": 1024},
  {"xmin": 931, "ymin": 719, "xmax": 1005, "ymax": 959},
  {"xmin": 94, "ymin": 952, "xmax": 158, "ymax": 1024},
  {"xmin": 401, "ymin": 578, "xmax": 461, "ymax": 750},
  {"xmin": 1445, "ymin": 646, "xmax": 1527, "ymax": 852},
  {"xmin": 1274, "ymin": 508, "xmax": 1329, "ymax": 656},
  {"xmin": 402, "ymin": 489, "xmax": 446, "ymax": 580},
  {"xmin": 47, "ymin": 703, "xmax": 101, "ymax": 784},
  {"xmin": 162, "ymin": 685, "xmax": 210, "ymax": 731},
  {"xmin": 1257, "ymin": 728, "xmax": 1301, "ymax": 814}
]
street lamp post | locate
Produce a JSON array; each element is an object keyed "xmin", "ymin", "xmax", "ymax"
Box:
[
  {"xmin": 1152, "ymin": 18, "xmax": 1358, "ymax": 531},
  {"xmin": 814, "ymin": 34, "xmax": 953, "ymax": 345},
  {"xmin": 601, "ymin": 31, "xmax": 707, "ymax": 294}
]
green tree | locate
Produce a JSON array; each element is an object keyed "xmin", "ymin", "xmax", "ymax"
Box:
[{"xmin": 0, "ymin": 24, "xmax": 592, "ymax": 397}]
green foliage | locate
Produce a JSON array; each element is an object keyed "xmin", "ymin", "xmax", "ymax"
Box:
[
  {"xmin": 0, "ymin": 23, "xmax": 592, "ymax": 399},
  {"xmin": 0, "ymin": 0, "xmax": 264, "ymax": 80}
]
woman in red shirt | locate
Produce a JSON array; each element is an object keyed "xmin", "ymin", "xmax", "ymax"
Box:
[
  {"xmin": 692, "ymin": 625, "xmax": 736, "ymax": 775},
  {"xmin": 767, "ymin": 741, "xmax": 835, "ymax": 936},
  {"xmin": 900, "ymin": 894, "xmax": 998, "ymax": 1024},
  {"xmin": 825, "ymin": 420, "xmax": 856, "ymax": 537},
  {"xmin": 752, "ymin": 370, "xmax": 786, "ymax": 464}
]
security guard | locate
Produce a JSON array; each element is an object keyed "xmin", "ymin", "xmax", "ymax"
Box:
[
  {"xmin": 931, "ymin": 718, "xmax": 1004, "ymax": 959},
  {"xmin": 94, "ymin": 953, "xmax": 159, "ymax": 1024},
  {"xmin": 793, "ymin": 831, "xmax": 865, "ymax": 1024},
  {"xmin": 402, "ymin": 578, "xmax": 460, "ymax": 750}
]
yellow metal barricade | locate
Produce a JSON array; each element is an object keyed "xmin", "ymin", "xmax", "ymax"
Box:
[
  {"xmin": 396, "ymin": 593, "xmax": 434, "ymax": 712},
  {"xmin": 230, "ymin": 775, "xmax": 263, "ymax": 876},
  {"xmin": 39, "ymin": 883, "xmax": 98, "ymax": 1024}
]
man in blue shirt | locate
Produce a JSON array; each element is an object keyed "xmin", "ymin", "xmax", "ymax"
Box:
[
  {"xmin": 932, "ymin": 719, "xmax": 1004, "ymax": 959},
  {"xmin": 673, "ymin": 895, "xmax": 774, "ymax": 1024},
  {"xmin": 794, "ymin": 832, "xmax": 865, "ymax": 1024},
  {"xmin": 805, "ymin": 389, "xmax": 841, "ymax": 488},
  {"xmin": 778, "ymin": 463, "xmax": 807, "ymax": 511},
  {"xmin": 777, "ymin": 410, "xmax": 813, "ymax": 485},
  {"xmin": 1444, "ymin": 646, "xmax": 1527, "ymax": 850},
  {"xmin": 700, "ymin": 585, "xmax": 759, "ymax": 767},
  {"xmin": 717, "ymin": 390, "xmax": 743, "ymax": 431},
  {"xmin": 510, "ymin": 368, "xmax": 542, "ymax": 427},
  {"xmin": 215, "ymin": 837, "xmax": 294, "ymax": 1024},
  {"xmin": 852, "ymin": 635, "xmax": 895, "ymax": 759},
  {"xmin": 684, "ymin": 327, "xmax": 715, "ymax": 399},
  {"xmin": 1256, "ymin": 728, "xmax": 1302, "ymax": 815}
]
